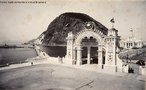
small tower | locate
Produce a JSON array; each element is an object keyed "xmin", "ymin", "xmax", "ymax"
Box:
[
  {"xmin": 104, "ymin": 27, "xmax": 119, "ymax": 72},
  {"xmin": 105, "ymin": 28, "xmax": 118, "ymax": 66},
  {"xmin": 129, "ymin": 28, "xmax": 134, "ymax": 39}
]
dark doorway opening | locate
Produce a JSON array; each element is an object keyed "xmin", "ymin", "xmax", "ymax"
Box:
[{"xmin": 91, "ymin": 47, "xmax": 98, "ymax": 64}]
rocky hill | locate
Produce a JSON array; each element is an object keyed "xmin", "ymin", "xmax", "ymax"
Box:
[{"xmin": 36, "ymin": 12, "xmax": 108, "ymax": 45}]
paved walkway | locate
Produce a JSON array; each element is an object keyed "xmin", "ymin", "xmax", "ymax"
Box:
[
  {"xmin": 0, "ymin": 56, "xmax": 145, "ymax": 90},
  {"xmin": 0, "ymin": 57, "xmax": 145, "ymax": 78},
  {"xmin": 0, "ymin": 60, "xmax": 145, "ymax": 90},
  {"xmin": 0, "ymin": 57, "xmax": 132, "ymax": 75}
]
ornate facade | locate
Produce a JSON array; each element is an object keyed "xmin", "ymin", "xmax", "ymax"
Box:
[
  {"xmin": 120, "ymin": 30, "xmax": 143, "ymax": 49},
  {"xmin": 65, "ymin": 22, "xmax": 123, "ymax": 72}
]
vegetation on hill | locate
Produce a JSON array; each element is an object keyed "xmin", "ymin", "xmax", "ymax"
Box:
[
  {"xmin": 119, "ymin": 48, "xmax": 146, "ymax": 61},
  {"xmin": 38, "ymin": 12, "xmax": 108, "ymax": 45}
]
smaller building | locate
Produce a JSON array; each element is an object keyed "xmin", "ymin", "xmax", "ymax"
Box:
[{"xmin": 120, "ymin": 30, "xmax": 143, "ymax": 49}]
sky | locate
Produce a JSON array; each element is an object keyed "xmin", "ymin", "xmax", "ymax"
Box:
[{"xmin": 0, "ymin": 0, "xmax": 146, "ymax": 43}]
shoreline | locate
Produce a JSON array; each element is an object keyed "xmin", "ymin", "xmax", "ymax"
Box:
[
  {"xmin": 0, "ymin": 45, "xmax": 146, "ymax": 76},
  {"xmin": 0, "ymin": 56, "xmax": 142, "ymax": 76}
]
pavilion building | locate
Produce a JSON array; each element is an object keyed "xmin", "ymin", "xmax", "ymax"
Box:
[{"xmin": 120, "ymin": 30, "xmax": 143, "ymax": 49}]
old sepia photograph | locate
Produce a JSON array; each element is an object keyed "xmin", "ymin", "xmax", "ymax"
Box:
[{"xmin": 0, "ymin": 0, "xmax": 146, "ymax": 90}]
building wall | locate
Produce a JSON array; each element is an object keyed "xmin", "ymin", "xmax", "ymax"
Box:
[{"xmin": 120, "ymin": 40, "xmax": 143, "ymax": 49}]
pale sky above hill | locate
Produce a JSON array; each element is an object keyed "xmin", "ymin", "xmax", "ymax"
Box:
[{"xmin": 0, "ymin": 0, "xmax": 146, "ymax": 42}]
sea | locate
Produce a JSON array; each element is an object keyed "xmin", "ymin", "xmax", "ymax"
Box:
[
  {"xmin": 0, "ymin": 45, "xmax": 67, "ymax": 66},
  {"xmin": 0, "ymin": 47, "xmax": 37, "ymax": 66},
  {"xmin": 41, "ymin": 46, "xmax": 66, "ymax": 57}
]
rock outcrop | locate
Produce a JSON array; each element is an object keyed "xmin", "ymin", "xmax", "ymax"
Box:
[{"xmin": 36, "ymin": 12, "xmax": 108, "ymax": 45}]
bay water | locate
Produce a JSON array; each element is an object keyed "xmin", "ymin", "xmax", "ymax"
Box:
[{"xmin": 0, "ymin": 48, "xmax": 37, "ymax": 66}]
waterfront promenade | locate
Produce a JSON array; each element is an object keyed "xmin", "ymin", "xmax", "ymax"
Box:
[
  {"xmin": 0, "ymin": 57, "xmax": 145, "ymax": 90},
  {"xmin": 0, "ymin": 46, "xmax": 145, "ymax": 90}
]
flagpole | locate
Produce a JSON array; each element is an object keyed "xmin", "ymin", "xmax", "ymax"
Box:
[
  {"xmin": 112, "ymin": 23, "xmax": 114, "ymax": 28},
  {"xmin": 110, "ymin": 17, "xmax": 115, "ymax": 28}
]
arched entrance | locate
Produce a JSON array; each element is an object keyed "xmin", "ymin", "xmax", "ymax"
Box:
[
  {"xmin": 81, "ymin": 37, "xmax": 99, "ymax": 64},
  {"xmin": 73, "ymin": 29, "xmax": 104, "ymax": 66},
  {"xmin": 66, "ymin": 26, "xmax": 124, "ymax": 72}
]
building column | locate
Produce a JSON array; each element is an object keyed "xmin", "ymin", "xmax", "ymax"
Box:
[
  {"xmin": 76, "ymin": 46, "xmax": 82, "ymax": 65},
  {"xmin": 72, "ymin": 49, "xmax": 76, "ymax": 65},
  {"xmin": 98, "ymin": 45, "xmax": 103, "ymax": 68},
  {"xmin": 87, "ymin": 46, "xmax": 91, "ymax": 64}
]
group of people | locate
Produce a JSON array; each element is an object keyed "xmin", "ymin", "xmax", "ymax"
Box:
[{"xmin": 128, "ymin": 67, "xmax": 134, "ymax": 73}]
